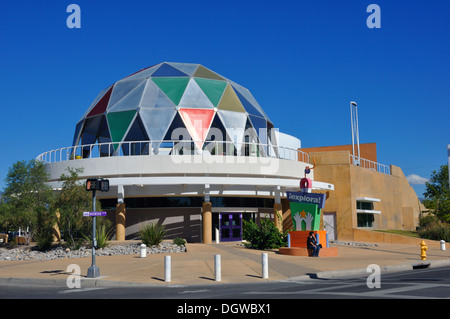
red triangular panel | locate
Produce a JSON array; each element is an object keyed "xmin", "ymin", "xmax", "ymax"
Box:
[
  {"xmin": 179, "ymin": 108, "xmax": 215, "ymax": 150},
  {"xmin": 87, "ymin": 86, "xmax": 113, "ymax": 117}
]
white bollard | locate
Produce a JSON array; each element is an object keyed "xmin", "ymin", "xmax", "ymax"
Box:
[
  {"xmin": 261, "ymin": 253, "xmax": 268, "ymax": 279},
  {"xmin": 140, "ymin": 244, "xmax": 147, "ymax": 258},
  {"xmin": 215, "ymin": 254, "xmax": 221, "ymax": 282},
  {"xmin": 215, "ymin": 228, "xmax": 220, "ymax": 244},
  {"xmin": 441, "ymin": 240, "xmax": 446, "ymax": 251},
  {"xmin": 165, "ymin": 255, "xmax": 171, "ymax": 282}
]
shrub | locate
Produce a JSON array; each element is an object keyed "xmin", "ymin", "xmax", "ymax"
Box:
[
  {"xmin": 173, "ymin": 237, "xmax": 186, "ymax": 246},
  {"xmin": 139, "ymin": 222, "xmax": 166, "ymax": 246},
  {"xmin": 418, "ymin": 222, "xmax": 450, "ymax": 242},
  {"xmin": 242, "ymin": 218, "xmax": 287, "ymax": 250},
  {"xmin": 34, "ymin": 229, "xmax": 54, "ymax": 251}
]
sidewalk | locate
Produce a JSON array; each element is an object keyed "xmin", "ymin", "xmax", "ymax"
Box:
[{"xmin": 0, "ymin": 241, "xmax": 449, "ymax": 287}]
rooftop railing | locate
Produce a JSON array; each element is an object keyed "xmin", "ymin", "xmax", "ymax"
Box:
[
  {"xmin": 36, "ymin": 140, "xmax": 311, "ymax": 165},
  {"xmin": 349, "ymin": 154, "xmax": 391, "ymax": 175}
]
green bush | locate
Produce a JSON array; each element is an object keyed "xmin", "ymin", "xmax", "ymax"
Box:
[
  {"xmin": 242, "ymin": 218, "xmax": 287, "ymax": 250},
  {"xmin": 34, "ymin": 229, "xmax": 54, "ymax": 251},
  {"xmin": 139, "ymin": 222, "xmax": 166, "ymax": 246},
  {"xmin": 418, "ymin": 222, "xmax": 450, "ymax": 242},
  {"xmin": 173, "ymin": 237, "xmax": 186, "ymax": 246}
]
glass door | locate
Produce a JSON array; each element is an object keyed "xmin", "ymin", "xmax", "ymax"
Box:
[{"xmin": 220, "ymin": 213, "xmax": 242, "ymax": 241}]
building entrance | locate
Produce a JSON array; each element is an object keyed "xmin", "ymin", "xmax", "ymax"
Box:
[{"xmin": 220, "ymin": 213, "xmax": 242, "ymax": 241}]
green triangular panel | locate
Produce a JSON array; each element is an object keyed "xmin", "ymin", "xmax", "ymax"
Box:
[
  {"xmin": 194, "ymin": 78, "xmax": 227, "ymax": 107},
  {"xmin": 193, "ymin": 65, "xmax": 225, "ymax": 80},
  {"xmin": 151, "ymin": 77, "xmax": 189, "ymax": 105},
  {"xmin": 106, "ymin": 110, "xmax": 137, "ymax": 148}
]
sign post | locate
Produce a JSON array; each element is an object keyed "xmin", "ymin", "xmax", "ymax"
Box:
[{"xmin": 85, "ymin": 178, "xmax": 109, "ymax": 278}]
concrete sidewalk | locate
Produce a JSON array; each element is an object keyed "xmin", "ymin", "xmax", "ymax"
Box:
[{"xmin": 0, "ymin": 241, "xmax": 449, "ymax": 287}]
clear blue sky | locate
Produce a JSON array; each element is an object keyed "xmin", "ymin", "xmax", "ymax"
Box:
[{"xmin": 1, "ymin": 0, "xmax": 449, "ymax": 198}]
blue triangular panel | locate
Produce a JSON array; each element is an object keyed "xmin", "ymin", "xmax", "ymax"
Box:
[{"xmin": 151, "ymin": 63, "xmax": 189, "ymax": 77}]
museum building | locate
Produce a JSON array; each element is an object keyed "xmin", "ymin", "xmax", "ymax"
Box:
[{"xmin": 38, "ymin": 62, "xmax": 421, "ymax": 244}]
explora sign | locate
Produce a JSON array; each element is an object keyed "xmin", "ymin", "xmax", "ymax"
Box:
[{"xmin": 286, "ymin": 191, "xmax": 326, "ymax": 209}]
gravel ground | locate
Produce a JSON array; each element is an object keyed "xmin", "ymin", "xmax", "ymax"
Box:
[{"xmin": 0, "ymin": 242, "xmax": 186, "ymax": 261}]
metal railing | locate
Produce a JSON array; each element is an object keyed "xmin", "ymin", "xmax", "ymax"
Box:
[
  {"xmin": 349, "ymin": 154, "xmax": 390, "ymax": 175},
  {"xmin": 36, "ymin": 140, "xmax": 311, "ymax": 164}
]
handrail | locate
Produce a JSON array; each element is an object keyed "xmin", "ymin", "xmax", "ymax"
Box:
[
  {"xmin": 36, "ymin": 140, "xmax": 311, "ymax": 164},
  {"xmin": 349, "ymin": 154, "xmax": 390, "ymax": 175}
]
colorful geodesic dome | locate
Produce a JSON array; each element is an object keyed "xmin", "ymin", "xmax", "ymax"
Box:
[{"xmin": 73, "ymin": 62, "xmax": 276, "ymax": 156}]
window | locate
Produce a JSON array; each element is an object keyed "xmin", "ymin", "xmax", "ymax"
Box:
[{"xmin": 356, "ymin": 197, "xmax": 381, "ymax": 228}]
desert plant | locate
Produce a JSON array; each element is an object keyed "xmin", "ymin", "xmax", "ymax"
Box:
[
  {"xmin": 242, "ymin": 218, "xmax": 287, "ymax": 250},
  {"xmin": 139, "ymin": 222, "xmax": 166, "ymax": 246},
  {"xmin": 173, "ymin": 237, "xmax": 186, "ymax": 246}
]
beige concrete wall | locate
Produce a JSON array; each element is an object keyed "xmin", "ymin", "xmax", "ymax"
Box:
[
  {"xmin": 298, "ymin": 150, "xmax": 424, "ymax": 242},
  {"xmin": 353, "ymin": 229, "xmax": 442, "ymax": 247}
]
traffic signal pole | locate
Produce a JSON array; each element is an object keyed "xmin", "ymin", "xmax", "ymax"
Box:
[
  {"xmin": 85, "ymin": 178, "xmax": 109, "ymax": 278},
  {"xmin": 87, "ymin": 188, "xmax": 100, "ymax": 278}
]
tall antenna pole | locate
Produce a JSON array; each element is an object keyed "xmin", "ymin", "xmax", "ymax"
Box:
[{"xmin": 350, "ymin": 101, "xmax": 360, "ymax": 165}]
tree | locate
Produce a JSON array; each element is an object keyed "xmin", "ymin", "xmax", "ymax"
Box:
[
  {"xmin": 55, "ymin": 167, "xmax": 107, "ymax": 249},
  {"xmin": 423, "ymin": 164, "xmax": 450, "ymax": 222},
  {"xmin": 0, "ymin": 160, "xmax": 56, "ymax": 245}
]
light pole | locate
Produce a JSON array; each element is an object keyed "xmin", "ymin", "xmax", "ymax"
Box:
[{"xmin": 350, "ymin": 101, "xmax": 360, "ymax": 165}]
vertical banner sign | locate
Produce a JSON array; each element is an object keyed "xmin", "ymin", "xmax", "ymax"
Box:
[{"xmin": 287, "ymin": 191, "xmax": 326, "ymax": 231}]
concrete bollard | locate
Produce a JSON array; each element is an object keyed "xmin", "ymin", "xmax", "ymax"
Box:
[
  {"xmin": 261, "ymin": 253, "xmax": 268, "ymax": 279},
  {"xmin": 140, "ymin": 244, "xmax": 147, "ymax": 258},
  {"xmin": 215, "ymin": 254, "xmax": 221, "ymax": 282},
  {"xmin": 441, "ymin": 240, "xmax": 446, "ymax": 251},
  {"xmin": 165, "ymin": 255, "xmax": 171, "ymax": 282}
]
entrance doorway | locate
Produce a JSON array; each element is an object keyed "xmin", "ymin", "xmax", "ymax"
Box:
[
  {"xmin": 220, "ymin": 213, "xmax": 242, "ymax": 241},
  {"xmin": 323, "ymin": 212, "xmax": 337, "ymax": 240}
]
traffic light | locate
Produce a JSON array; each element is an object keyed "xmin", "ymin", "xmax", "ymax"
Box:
[{"xmin": 86, "ymin": 178, "xmax": 109, "ymax": 192}]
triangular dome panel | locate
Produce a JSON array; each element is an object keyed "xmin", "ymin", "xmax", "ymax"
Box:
[
  {"xmin": 109, "ymin": 79, "xmax": 146, "ymax": 109},
  {"xmin": 217, "ymin": 84, "xmax": 246, "ymax": 113},
  {"xmin": 108, "ymin": 81, "xmax": 146, "ymax": 112},
  {"xmin": 87, "ymin": 86, "xmax": 113, "ymax": 118},
  {"xmin": 140, "ymin": 107, "xmax": 177, "ymax": 150},
  {"xmin": 106, "ymin": 110, "xmax": 137, "ymax": 148},
  {"xmin": 140, "ymin": 80, "xmax": 176, "ymax": 109},
  {"xmin": 179, "ymin": 108, "xmax": 215, "ymax": 150},
  {"xmin": 151, "ymin": 63, "xmax": 189, "ymax": 77},
  {"xmin": 194, "ymin": 78, "xmax": 227, "ymax": 107},
  {"xmin": 151, "ymin": 77, "xmax": 190, "ymax": 105},
  {"xmin": 178, "ymin": 79, "xmax": 214, "ymax": 109}
]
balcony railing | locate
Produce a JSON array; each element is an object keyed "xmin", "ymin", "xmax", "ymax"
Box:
[
  {"xmin": 349, "ymin": 154, "xmax": 390, "ymax": 175},
  {"xmin": 36, "ymin": 140, "xmax": 311, "ymax": 165}
]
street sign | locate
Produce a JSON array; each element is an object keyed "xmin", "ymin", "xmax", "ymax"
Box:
[{"xmin": 83, "ymin": 212, "xmax": 107, "ymax": 217}]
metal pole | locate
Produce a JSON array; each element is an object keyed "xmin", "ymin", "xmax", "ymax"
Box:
[
  {"xmin": 215, "ymin": 254, "xmax": 221, "ymax": 282},
  {"xmin": 165, "ymin": 255, "xmax": 171, "ymax": 282},
  {"xmin": 87, "ymin": 189, "xmax": 100, "ymax": 278},
  {"xmin": 262, "ymin": 253, "xmax": 268, "ymax": 279}
]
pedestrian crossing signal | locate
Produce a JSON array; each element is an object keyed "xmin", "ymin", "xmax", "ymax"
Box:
[{"xmin": 86, "ymin": 178, "xmax": 109, "ymax": 192}]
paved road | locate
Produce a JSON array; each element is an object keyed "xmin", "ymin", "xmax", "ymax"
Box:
[{"xmin": 1, "ymin": 265, "xmax": 449, "ymax": 300}]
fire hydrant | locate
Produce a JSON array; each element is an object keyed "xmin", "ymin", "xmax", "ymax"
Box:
[{"xmin": 420, "ymin": 240, "xmax": 428, "ymax": 261}]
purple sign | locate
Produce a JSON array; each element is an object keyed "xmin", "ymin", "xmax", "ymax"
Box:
[{"xmin": 83, "ymin": 212, "xmax": 107, "ymax": 217}]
